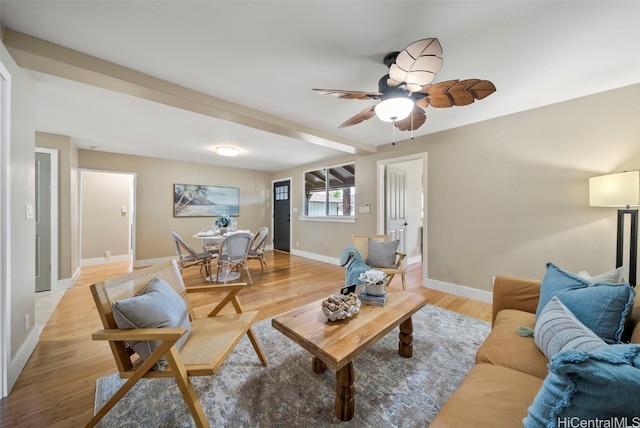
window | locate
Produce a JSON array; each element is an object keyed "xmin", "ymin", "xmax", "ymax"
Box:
[
  {"xmin": 304, "ymin": 163, "xmax": 355, "ymax": 217},
  {"xmin": 274, "ymin": 183, "xmax": 288, "ymax": 201}
]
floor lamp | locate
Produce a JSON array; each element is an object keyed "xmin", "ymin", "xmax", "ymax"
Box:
[{"xmin": 589, "ymin": 170, "xmax": 640, "ymax": 287}]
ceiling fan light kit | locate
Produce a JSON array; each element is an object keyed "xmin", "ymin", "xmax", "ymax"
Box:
[
  {"xmin": 313, "ymin": 37, "xmax": 496, "ymax": 140},
  {"xmin": 374, "ymin": 96, "xmax": 415, "ymax": 122}
]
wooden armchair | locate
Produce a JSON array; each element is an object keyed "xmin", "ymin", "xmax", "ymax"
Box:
[
  {"xmin": 88, "ymin": 260, "xmax": 267, "ymax": 428},
  {"xmin": 352, "ymin": 234, "xmax": 407, "ymax": 290}
]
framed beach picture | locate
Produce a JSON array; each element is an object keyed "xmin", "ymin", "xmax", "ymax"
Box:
[{"xmin": 173, "ymin": 184, "xmax": 239, "ymax": 217}]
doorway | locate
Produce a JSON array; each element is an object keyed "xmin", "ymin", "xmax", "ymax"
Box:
[
  {"xmin": 377, "ymin": 153, "xmax": 427, "ymax": 278},
  {"xmin": 272, "ymin": 179, "xmax": 291, "ymax": 252},
  {"xmin": 80, "ymin": 170, "xmax": 135, "ymax": 265},
  {"xmin": 35, "ymin": 149, "xmax": 58, "ymax": 292}
]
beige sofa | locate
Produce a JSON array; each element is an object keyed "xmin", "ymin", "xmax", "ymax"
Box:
[{"xmin": 430, "ymin": 275, "xmax": 640, "ymax": 428}]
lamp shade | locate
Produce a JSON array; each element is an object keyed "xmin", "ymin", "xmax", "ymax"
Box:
[
  {"xmin": 374, "ymin": 97, "xmax": 414, "ymax": 122},
  {"xmin": 589, "ymin": 170, "xmax": 640, "ymax": 207}
]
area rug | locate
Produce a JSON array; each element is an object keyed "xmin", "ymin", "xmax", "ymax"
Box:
[{"xmin": 94, "ymin": 304, "xmax": 490, "ymax": 427}]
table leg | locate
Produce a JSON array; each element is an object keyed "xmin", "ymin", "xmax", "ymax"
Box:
[
  {"xmin": 335, "ymin": 362, "xmax": 355, "ymax": 421},
  {"xmin": 311, "ymin": 356, "xmax": 326, "ymax": 374},
  {"xmin": 398, "ymin": 316, "xmax": 413, "ymax": 358}
]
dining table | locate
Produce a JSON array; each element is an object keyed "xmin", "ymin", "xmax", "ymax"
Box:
[{"xmin": 192, "ymin": 229, "xmax": 253, "ymax": 282}]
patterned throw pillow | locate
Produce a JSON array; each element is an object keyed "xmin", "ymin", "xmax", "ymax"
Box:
[{"xmin": 534, "ymin": 296, "xmax": 606, "ymax": 360}]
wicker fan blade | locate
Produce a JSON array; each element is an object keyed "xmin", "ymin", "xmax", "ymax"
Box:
[
  {"xmin": 426, "ymin": 79, "xmax": 496, "ymax": 108},
  {"xmin": 338, "ymin": 105, "xmax": 376, "ymax": 128},
  {"xmin": 394, "ymin": 107, "xmax": 426, "ymax": 131},
  {"xmin": 312, "ymin": 89, "xmax": 382, "ymax": 100},
  {"xmin": 388, "ymin": 38, "xmax": 443, "ymax": 91}
]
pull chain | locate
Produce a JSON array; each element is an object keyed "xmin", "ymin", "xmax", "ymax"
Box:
[
  {"xmin": 410, "ymin": 111, "xmax": 414, "ymax": 140},
  {"xmin": 392, "ymin": 120, "xmax": 396, "ymax": 145}
]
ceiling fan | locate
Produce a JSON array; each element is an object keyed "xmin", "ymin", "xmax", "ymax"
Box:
[{"xmin": 313, "ymin": 38, "xmax": 496, "ymax": 135}]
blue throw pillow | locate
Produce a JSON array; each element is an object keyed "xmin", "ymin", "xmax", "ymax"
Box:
[
  {"xmin": 524, "ymin": 344, "xmax": 640, "ymax": 427},
  {"xmin": 536, "ymin": 263, "xmax": 635, "ymax": 344}
]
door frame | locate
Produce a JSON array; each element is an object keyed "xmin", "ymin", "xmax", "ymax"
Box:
[
  {"xmin": 79, "ymin": 169, "xmax": 136, "ymax": 266},
  {"xmin": 271, "ymin": 176, "xmax": 292, "ymax": 252},
  {"xmin": 376, "ymin": 152, "xmax": 428, "ymax": 283},
  {"xmin": 35, "ymin": 148, "xmax": 58, "ymax": 291},
  {"xmin": 0, "ymin": 58, "xmax": 11, "ymax": 398}
]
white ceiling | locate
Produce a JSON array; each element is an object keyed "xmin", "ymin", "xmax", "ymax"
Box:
[{"xmin": 1, "ymin": 1, "xmax": 639, "ymax": 172}]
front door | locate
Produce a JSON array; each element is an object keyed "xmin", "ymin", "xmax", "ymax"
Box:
[
  {"xmin": 273, "ymin": 180, "xmax": 290, "ymax": 252},
  {"xmin": 35, "ymin": 151, "xmax": 52, "ymax": 292},
  {"xmin": 385, "ymin": 165, "xmax": 407, "ymax": 255}
]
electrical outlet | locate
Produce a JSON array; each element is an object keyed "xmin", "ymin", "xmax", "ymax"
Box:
[
  {"xmin": 25, "ymin": 313, "xmax": 29, "ymax": 331},
  {"xmin": 296, "ymin": 242, "xmax": 299, "ymax": 247},
  {"xmin": 105, "ymin": 251, "xmax": 111, "ymax": 259}
]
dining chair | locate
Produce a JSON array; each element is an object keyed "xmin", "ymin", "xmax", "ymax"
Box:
[
  {"xmin": 215, "ymin": 232, "xmax": 253, "ymax": 285},
  {"xmin": 197, "ymin": 226, "xmax": 221, "ymax": 255},
  {"xmin": 352, "ymin": 234, "xmax": 407, "ymax": 290},
  {"xmin": 87, "ymin": 259, "xmax": 267, "ymax": 428},
  {"xmin": 247, "ymin": 227, "xmax": 269, "ymax": 273},
  {"xmin": 171, "ymin": 231, "xmax": 213, "ymax": 280}
]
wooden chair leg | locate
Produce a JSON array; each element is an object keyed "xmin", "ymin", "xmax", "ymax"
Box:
[
  {"xmin": 86, "ymin": 340, "xmax": 177, "ymax": 428},
  {"xmin": 165, "ymin": 347, "xmax": 209, "ymax": 428},
  {"xmin": 246, "ymin": 327, "xmax": 268, "ymax": 367},
  {"xmin": 401, "ymin": 273, "xmax": 406, "ymax": 290}
]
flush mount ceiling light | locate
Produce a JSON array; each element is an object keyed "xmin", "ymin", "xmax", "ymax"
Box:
[{"xmin": 215, "ymin": 146, "xmax": 240, "ymax": 157}]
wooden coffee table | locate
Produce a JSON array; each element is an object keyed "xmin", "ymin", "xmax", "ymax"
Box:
[{"xmin": 271, "ymin": 288, "xmax": 428, "ymax": 421}]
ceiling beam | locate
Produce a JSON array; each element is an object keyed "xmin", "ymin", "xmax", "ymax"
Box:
[{"xmin": 3, "ymin": 29, "xmax": 377, "ymax": 155}]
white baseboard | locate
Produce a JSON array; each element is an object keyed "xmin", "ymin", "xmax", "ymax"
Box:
[
  {"xmin": 406, "ymin": 255, "xmax": 422, "ymax": 266},
  {"xmin": 424, "ymin": 278, "xmax": 493, "ymax": 304},
  {"xmin": 290, "ymin": 250, "xmax": 493, "ymax": 303},
  {"xmin": 290, "ymin": 249, "xmax": 340, "ymax": 266},
  {"xmin": 133, "ymin": 256, "xmax": 177, "ymax": 268},
  {"xmin": 81, "ymin": 254, "xmax": 132, "ymax": 267},
  {"xmin": 55, "ymin": 266, "xmax": 80, "ymax": 290},
  {"xmin": 7, "ymin": 326, "xmax": 39, "ymax": 393}
]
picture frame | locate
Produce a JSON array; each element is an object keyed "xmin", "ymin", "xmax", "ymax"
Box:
[{"xmin": 173, "ymin": 184, "xmax": 239, "ymax": 217}]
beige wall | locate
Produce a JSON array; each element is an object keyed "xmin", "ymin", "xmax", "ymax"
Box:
[
  {"xmin": 35, "ymin": 132, "xmax": 79, "ymax": 280},
  {"xmin": 1, "ymin": 37, "xmax": 36, "ymax": 388},
  {"xmin": 81, "ymin": 170, "xmax": 131, "ymax": 259},
  {"xmin": 78, "ymin": 151, "xmax": 273, "ymax": 263},
  {"xmin": 282, "ymin": 84, "xmax": 640, "ymax": 291},
  {"xmin": 39, "ymin": 83, "xmax": 640, "ymax": 296}
]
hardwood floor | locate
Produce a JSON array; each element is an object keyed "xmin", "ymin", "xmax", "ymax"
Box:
[{"xmin": 0, "ymin": 251, "xmax": 491, "ymax": 427}]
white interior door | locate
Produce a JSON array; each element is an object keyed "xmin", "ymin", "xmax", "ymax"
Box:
[{"xmin": 386, "ymin": 165, "xmax": 407, "ymax": 254}]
